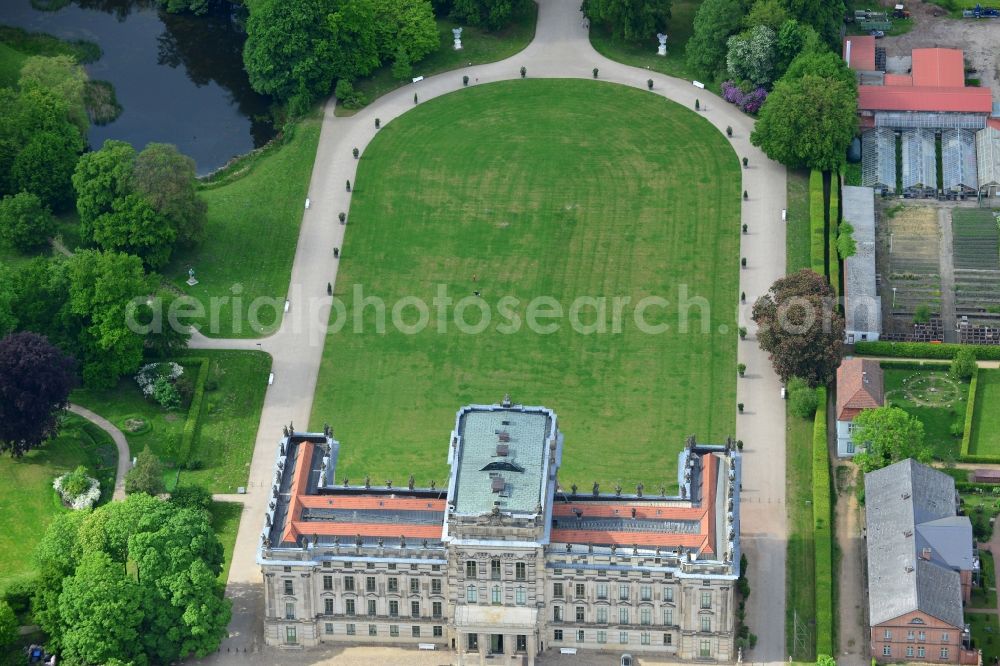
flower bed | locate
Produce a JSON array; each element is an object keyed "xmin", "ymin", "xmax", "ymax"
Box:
[
  {"xmin": 53, "ymin": 466, "xmax": 101, "ymax": 510},
  {"xmin": 721, "ymin": 81, "xmax": 768, "ymax": 114}
]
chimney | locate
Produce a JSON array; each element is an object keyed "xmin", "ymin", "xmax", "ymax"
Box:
[
  {"xmin": 863, "ymin": 371, "xmax": 868, "ymax": 384},
  {"xmin": 491, "ymin": 477, "xmax": 505, "ymax": 493},
  {"xmin": 921, "ymin": 548, "xmax": 932, "ymax": 560}
]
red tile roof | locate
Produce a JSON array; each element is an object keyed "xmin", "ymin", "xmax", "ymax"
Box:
[
  {"xmin": 988, "ymin": 118, "xmax": 1000, "ymax": 130},
  {"xmin": 837, "ymin": 358, "xmax": 885, "ymax": 421},
  {"xmin": 551, "ymin": 453, "xmax": 720, "ymax": 557},
  {"xmin": 858, "ymin": 85, "xmax": 993, "ymax": 113},
  {"xmin": 884, "ymin": 74, "xmax": 913, "ymax": 87},
  {"xmin": 844, "ymin": 36, "xmax": 876, "ymax": 71},
  {"xmin": 911, "ymin": 48, "xmax": 965, "ymax": 87}
]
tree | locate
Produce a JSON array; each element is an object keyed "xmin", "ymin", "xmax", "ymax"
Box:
[
  {"xmin": 19, "ymin": 55, "xmax": 89, "ymax": 134},
  {"xmin": 852, "ymin": 406, "xmax": 930, "ymax": 473},
  {"xmin": 837, "ymin": 222, "xmax": 856, "ymax": 259},
  {"xmin": 65, "ymin": 250, "xmax": 151, "ymax": 388},
  {"xmin": 686, "ymin": 0, "xmax": 744, "ymax": 78},
  {"xmin": 780, "ymin": 0, "xmax": 844, "ymax": 50},
  {"xmin": 583, "ymin": 0, "xmax": 673, "ymax": 42},
  {"xmin": 774, "ymin": 19, "xmax": 821, "ymax": 76},
  {"xmin": 58, "ymin": 551, "xmax": 144, "ymax": 665},
  {"xmin": 372, "ymin": 0, "xmax": 439, "ymax": 63},
  {"xmin": 750, "ymin": 73, "xmax": 858, "ymax": 172},
  {"xmin": 91, "ymin": 193, "xmax": 177, "ymax": 268},
  {"xmin": 10, "ymin": 129, "xmax": 83, "ymax": 212},
  {"xmin": 787, "ymin": 376, "xmax": 819, "ymax": 418},
  {"xmin": 326, "ymin": 0, "xmax": 380, "ymax": 81},
  {"xmin": 391, "ymin": 44, "xmax": 413, "ymax": 80},
  {"xmin": 452, "ymin": 0, "xmax": 531, "ymax": 30},
  {"xmin": 132, "ymin": 142, "xmax": 207, "ymax": 246},
  {"xmin": 726, "ymin": 25, "xmax": 777, "ymax": 87},
  {"xmin": 950, "ymin": 347, "xmax": 977, "ymax": 380},
  {"xmin": 170, "ymin": 485, "xmax": 213, "ymax": 510},
  {"xmin": 0, "ymin": 263, "xmax": 16, "ymax": 337},
  {"xmin": 751, "ymin": 269, "xmax": 844, "ymax": 387},
  {"xmin": 744, "ymin": 0, "xmax": 789, "ymax": 29},
  {"xmin": 72, "ymin": 139, "xmax": 137, "ymax": 243},
  {"xmin": 9, "ymin": 257, "xmax": 78, "ymax": 353},
  {"xmin": 133, "ymin": 293, "xmax": 193, "ymax": 357},
  {"xmin": 0, "ymin": 191, "xmax": 56, "ymax": 251},
  {"xmin": 34, "ymin": 494, "xmax": 230, "ymax": 663},
  {"xmin": 0, "ymin": 332, "xmax": 76, "ymax": 457},
  {"xmin": 0, "ymin": 600, "xmax": 15, "ymax": 652},
  {"xmin": 782, "ymin": 50, "xmax": 857, "ymax": 88},
  {"xmin": 244, "ymin": 0, "xmax": 337, "ymax": 109},
  {"xmin": 124, "ymin": 445, "xmax": 166, "ymax": 495}
]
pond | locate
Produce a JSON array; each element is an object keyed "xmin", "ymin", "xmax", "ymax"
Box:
[{"xmin": 1, "ymin": 0, "xmax": 276, "ymax": 174}]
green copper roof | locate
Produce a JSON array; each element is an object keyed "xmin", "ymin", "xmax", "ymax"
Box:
[{"xmin": 452, "ymin": 408, "xmax": 551, "ymax": 516}]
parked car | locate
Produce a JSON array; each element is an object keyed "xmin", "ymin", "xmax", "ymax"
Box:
[{"xmin": 870, "ymin": 29, "xmax": 885, "ymax": 37}]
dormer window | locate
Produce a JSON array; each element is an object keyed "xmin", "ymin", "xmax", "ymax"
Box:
[{"xmin": 910, "ymin": 617, "xmax": 925, "ymax": 624}]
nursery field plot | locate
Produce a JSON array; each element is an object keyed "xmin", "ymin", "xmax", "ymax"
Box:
[
  {"xmin": 881, "ymin": 205, "xmax": 942, "ymax": 314},
  {"xmin": 952, "ymin": 208, "xmax": 1000, "ymax": 317}
]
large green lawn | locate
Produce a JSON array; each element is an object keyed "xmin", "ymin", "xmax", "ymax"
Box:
[
  {"xmin": 166, "ymin": 114, "xmax": 322, "ymax": 338},
  {"xmin": 970, "ymin": 370, "xmax": 1000, "ymax": 457},
  {"xmin": 310, "ymin": 80, "xmax": 739, "ymax": 490},
  {"xmin": 0, "ymin": 415, "xmax": 117, "ymax": 593},
  {"xmin": 785, "ymin": 405, "xmax": 817, "ymax": 660},
  {"xmin": 72, "ymin": 351, "xmax": 271, "ymax": 492}
]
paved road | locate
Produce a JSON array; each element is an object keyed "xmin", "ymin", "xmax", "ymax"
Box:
[
  {"xmin": 68, "ymin": 403, "xmax": 130, "ymax": 501},
  {"xmin": 190, "ymin": 0, "xmax": 789, "ymax": 661}
]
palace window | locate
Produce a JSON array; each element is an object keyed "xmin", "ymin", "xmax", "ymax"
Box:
[
  {"xmin": 389, "ymin": 625, "xmax": 399, "ymax": 637},
  {"xmin": 434, "ymin": 626, "xmax": 443, "ymax": 637},
  {"xmin": 700, "ymin": 640, "xmax": 711, "ymax": 658},
  {"xmin": 641, "ymin": 585, "xmax": 652, "ymax": 601},
  {"xmin": 346, "ymin": 599, "xmax": 355, "ymax": 616},
  {"xmin": 554, "ymin": 630, "xmax": 563, "ymax": 642},
  {"xmin": 663, "ymin": 609, "xmax": 673, "ymax": 626},
  {"xmin": 663, "ymin": 586, "xmax": 673, "ymax": 602},
  {"xmin": 619, "ymin": 584, "xmax": 630, "ymax": 601},
  {"xmin": 285, "ymin": 602, "xmax": 295, "ymax": 620},
  {"xmin": 640, "ymin": 608, "xmax": 651, "ymax": 626},
  {"xmin": 576, "ymin": 607, "xmax": 585, "ymax": 622},
  {"xmin": 517, "ymin": 635, "xmax": 527, "ymax": 651},
  {"xmin": 466, "ymin": 561, "xmax": 477, "ymax": 578},
  {"xmin": 283, "ymin": 580, "xmax": 293, "ymax": 595},
  {"xmin": 344, "ymin": 576, "xmax": 355, "ymax": 592},
  {"xmin": 369, "ymin": 624, "xmax": 377, "ymax": 636},
  {"xmin": 515, "ymin": 562, "xmax": 526, "ymax": 581},
  {"xmin": 410, "ymin": 579, "xmax": 420, "ymax": 594},
  {"xmin": 619, "ymin": 608, "xmax": 629, "ymax": 624},
  {"xmin": 701, "ymin": 617, "xmax": 711, "ymax": 633},
  {"xmin": 389, "ymin": 600, "xmax": 398, "ymax": 617},
  {"xmin": 597, "ymin": 607, "xmax": 608, "ymax": 624},
  {"xmin": 412, "ymin": 626, "xmax": 421, "ymax": 638},
  {"xmin": 576, "ymin": 583, "xmax": 585, "ymax": 598},
  {"xmin": 467, "ymin": 584, "xmax": 478, "ymax": 603},
  {"xmin": 701, "ymin": 591, "xmax": 712, "ymax": 609},
  {"xmin": 411, "ymin": 601, "xmax": 420, "ymax": 617},
  {"xmin": 516, "ymin": 587, "xmax": 526, "ymax": 605},
  {"xmin": 286, "ymin": 627, "xmax": 296, "ymax": 644},
  {"xmin": 388, "ymin": 577, "xmax": 398, "ymax": 593},
  {"xmin": 432, "ymin": 579, "xmax": 442, "ymax": 594},
  {"xmin": 664, "ymin": 633, "xmax": 672, "ymax": 646},
  {"xmin": 554, "ymin": 583, "xmax": 564, "ymax": 598},
  {"xmin": 491, "ymin": 559, "xmax": 502, "ymax": 580},
  {"xmin": 597, "ymin": 630, "xmax": 607, "ymax": 644},
  {"xmin": 346, "ymin": 623, "xmax": 356, "ymax": 635},
  {"xmin": 323, "ymin": 575, "xmax": 333, "ymax": 591},
  {"xmin": 366, "ymin": 576, "xmax": 375, "ymax": 592},
  {"xmin": 433, "ymin": 601, "xmax": 442, "ymax": 618},
  {"xmin": 367, "ymin": 599, "xmax": 376, "ymax": 616},
  {"xmin": 619, "ymin": 632, "xmax": 629, "ymax": 645},
  {"xmin": 492, "ymin": 586, "xmax": 502, "ymax": 605},
  {"xmin": 577, "ymin": 629, "xmax": 585, "ymax": 642},
  {"xmin": 324, "ymin": 598, "xmax": 334, "ymax": 615},
  {"xmin": 325, "ymin": 622, "xmax": 334, "ymax": 635},
  {"xmin": 641, "ymin": 632, "xmax": 650, "ymax": 645},
  {"xmin": 597, "ymin": 583, "xmax": 608, "ymax": 600}
]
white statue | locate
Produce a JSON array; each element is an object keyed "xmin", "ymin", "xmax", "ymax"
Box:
[
  {"xmin": 452, "ymin": 27, "xmax": 463, "ymax": 50},
  {"xmin": 656, "ymin": 33, "xmax": 668, "ymax": 56}
]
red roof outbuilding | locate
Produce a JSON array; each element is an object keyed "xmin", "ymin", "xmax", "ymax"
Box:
[
  {"xmin": 843, "ymin": 36, "xmax": 876, "ymax": 71},
  {"xmin": 858, "ymin": 85, "xmax": 993, "ymax": 113},
  {"xmin": 911, "ymin": 48, "xmax": 966, "ymax": 87}
]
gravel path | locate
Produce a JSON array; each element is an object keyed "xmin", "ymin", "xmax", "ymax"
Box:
[
  {"xmin": 67, "ymin": 403, "xmax": 130, "ymax": 501},
  {"xmin": 188, "ymin": 0, "xmax": 790, "ymax": 661}
]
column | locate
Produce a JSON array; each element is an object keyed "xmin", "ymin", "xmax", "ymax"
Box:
[
  {"xmin": 527, "ymin": 633, "xmax": 537, "ymax": 666},
  {"xmin": 457, "ymin": 632, "xmax": 465, "ymax": 666},
  {"xmin": 478, "ymin": 633, "xmax": 487, "ymax": 665}
]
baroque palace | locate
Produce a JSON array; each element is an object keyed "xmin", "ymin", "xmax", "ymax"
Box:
[{"xmin": 259, "ymin": 396, "xmax": 742, "ymax": 663}]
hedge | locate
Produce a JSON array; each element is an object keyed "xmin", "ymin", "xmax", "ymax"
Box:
[
  {"xmin": 876, "ymin": 360, "xmax": 950, "ymax": 371},
  {"xmin": 174, "ymin": 357, "xmax": 210, "ymax": 464},
  {"xmin": 828, "ymin": 172, "xmax": 840, "ymax": 297},
  {"xmin": 956, "ymin": 480, "xmax": 1000, "ymax": 492},
  {"xmin": 960, "ymin": 366, "xmax": 980, "ymax": 458},
  {"xmin": 854, "ymin": 341, "xmax": 1000, "ymax": 360},
  {"xmin": 809, "ymin": 170, "xmax": 826, "ymax": 277},
  {"xmin": 958, "ymin": 455, "xmax": 1000, "ymax": 465},
  {"xmin": 812, "ymin": 387, "xmax": 834, "ymax": 655}
]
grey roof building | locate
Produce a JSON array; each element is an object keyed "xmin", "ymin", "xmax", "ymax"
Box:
[
  {"xmin": 865, "ymin": 459, "xmax": 978, "ymax": 663},
  {"xmin": 842, "ymin": 186, "xmax": 881, "ymax": 343}
]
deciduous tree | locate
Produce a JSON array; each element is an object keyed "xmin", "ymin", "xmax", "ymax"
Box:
[
  {"xmin": 751, "ymin": 269, "xmax": 844, "ymax": 386},
  {"xmin": 65, "ymin": 250, "xmax": 151, "ymax": 388},
  {"xmin": 0, "ymin": 600, "xmax": 16, "ymax": 652},
  {"xmin": 744, "ymin": 0, "xmax": 788, "ymax": 29},
  {"xmin": 0, "ymin": 331, "xmax": 76, "ymax": 457},
  {"xmin": 19, "ymin": 55, "xmax": 89, "ymax": 134},
  {"xmin": 750, "ymin": 73, "xmax": 857, "ymax": 171},
  {"xmin": 686, "ymin": 0, "xmax": 744, "ymax": 78},
  {"xmin": 950, "ymin": 347, "xmax": 977, "ymax": 380},
  {"xmin": 452, "ymin": 0, "xmax": 531, "ymax": 31},
  {"xmin": 726, "ymin": 24, "xmax": 777, "ymax": 87},
  {"xmin": 583, "ymin": 0, "xmax": 672, "ymax": 42},
  {"xmin": 0, "ymin": 263, "xmax": 16, "ymax": 337},
  {"xmin": 0, "ymin": 191, "xmax": 56, "ymax": 251},
  {"xmin": 780, "ymin": 0, "xmax": 844, "ymax": 50},
  {"xmin": 132, "ymin": 142, "xmax": 207, "ymax": 246},
  {"xmin": 124, "ymin": 445, "xmax": 166, "ymax": 495},
  {"xmin": 91, "ymin": 193, "xmax": 177, "ymax": 269},
  {"xmin": 72, "ymin": 139, "xmax": 137, "ymax": 242},
  {"xmin": 852, "ymin": 406, "xmax": 930, "ymax": 473}
]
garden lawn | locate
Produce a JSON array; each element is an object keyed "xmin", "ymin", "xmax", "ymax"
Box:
[
  {"xmin": 0, "ymin": 414, "xmax": 117, "ymax": 593},
  {"xmin": 882, "ymin": 364, "xmax": 969, "ymax": 460},
  {"xmin": 340, "ymin": 8, "xmax": 536, "ymax": 115},
  {"xmin": 970, "ymin": 371, "xmax": 1000, "ymax": 457},
  {"xmin": 966, "ymin": 612, "xmax": 1000, "ymax": 664},
  {"xmin": 209, "ymin": 501, "xmax": 242, "ymax": 583},
  {"xmin": 72, "ymin": 351, "xmax": 271, "ymax": 493},
  {"xmin": 589, "ymin": 0, "xmax": 705, "ymax": 85},
  {"xmin": 786, "ymin": 405, "xmax": 817, "ymax": 660},
  {"xmin": 310, "ymin": 80, "xmax": 740, "ymax": 490},
  {"xmin": 786, "ymin": 169, "xmax": 810, "ymax": 273},
  {"xmin": 166, "ymin": 114, "xmax": 322, "ymax": 338}
]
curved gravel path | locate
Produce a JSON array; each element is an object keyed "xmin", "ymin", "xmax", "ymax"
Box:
[
  {"xmin": 192, "ymin": 0, "xmax": 789, "ymax": 660},
  {"xmin": 67, "ymin": 403, "xmax": 130, "ymax": 502}
]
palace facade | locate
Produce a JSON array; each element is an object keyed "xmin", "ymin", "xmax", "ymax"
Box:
[{"xmin": 259, "ymin": 397, "xmax": 742, "ymax": 663}]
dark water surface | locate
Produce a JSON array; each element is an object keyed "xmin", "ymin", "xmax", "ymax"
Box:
[{"xmin": 0, "ymin": 0, "xmax": 276, "ymax": 174}]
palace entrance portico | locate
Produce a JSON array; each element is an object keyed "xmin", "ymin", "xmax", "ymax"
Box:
[{"xmin": 454, "ymin": 605, "xmax": 540, "ymax": 666}]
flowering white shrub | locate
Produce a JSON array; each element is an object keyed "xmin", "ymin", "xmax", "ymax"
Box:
[
  {"xmin": 135, "ymin": 362, "xmax": 183, "ymax": 398},
  {"xmin": 54, "ymin": 471, "xmax": 101, "ymax": 510},
  {"xmin": 726, "ymin": 25, "xmax": 777, "ymax": 88}
]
